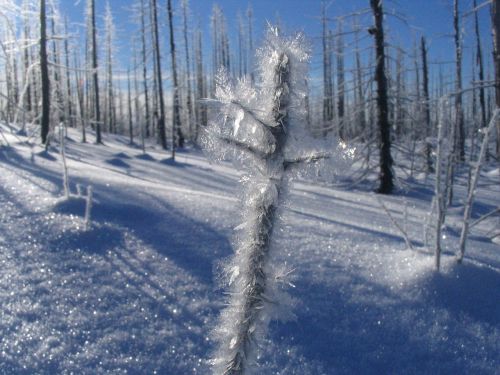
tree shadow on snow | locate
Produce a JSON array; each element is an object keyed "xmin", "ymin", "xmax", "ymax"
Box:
[{"xmin": 270, "ymin": 261, "xmax": 500, "ymax": 375}]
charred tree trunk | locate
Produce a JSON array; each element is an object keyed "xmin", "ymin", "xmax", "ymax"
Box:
[
  {"xmin": 454, "ymin": 0, "xmax": 465, "ymax": 160},
  {"xmin": 140, "ymin": 0, "xmax": 150, "ymax": 138},
  {"xmin": 40, "ymin": 0, "xmax": 50, "ymax": 145},
  {"xmin": 492, "ymin": 0, "xmax": 500, "ymax": 157},
  {"xmin": 89, "ymin": 0, "xmax": 101, "ymax": 144},
  {"xmin": 370, "ymin": 0, "xmax": 394, "ymax": 194},
  {"xmin": 421, "ymin": 37, "xmax": 433, "ymax": 173},
  {"xmin": 473, "ymin": 0, "xmax": 488, "ymax": 160},
  {"xmin": 151, "ymin": 0, "xmax": 167, "ymax": 149}
]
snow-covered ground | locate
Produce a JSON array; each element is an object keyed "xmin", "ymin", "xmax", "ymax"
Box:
[{"xmin": 0, "ymin": 126, "xmax": 499, "ymax": 374}]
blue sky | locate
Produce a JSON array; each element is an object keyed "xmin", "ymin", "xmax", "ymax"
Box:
[{"xmin": 60, "ymin": 0, "xmax": 494, "ymax": 89}]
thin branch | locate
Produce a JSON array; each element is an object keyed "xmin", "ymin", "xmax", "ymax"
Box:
[
  {"xmin": 218, "ymin": 135, "xmax": 270, "ymax": 160},
  {"xmin": 376, "ymin": 196, "xmax": 414, "ymax": 250},
  {"xmin": 469, "ymin": 207, "xmax": 500, "ymax": 229},
  {"xmin": 283, "ymin": 152, "xmax": 332, "ymax": 170}
]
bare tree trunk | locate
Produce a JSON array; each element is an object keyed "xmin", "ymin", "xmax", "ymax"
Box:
[
  {"xmin": 140, "ymin": 0, "xmax": 150, "ymax": 139},
  {"xmin": 195, "ymin": 27, "xmax": 206, "ymax": 142},
  {"xmin": 151, "ymin": 0, "xmax": 167, "ymax": 149},
  {"xmin": 395, "ymin": 46, "xmax": 404, "ymax": 138},
  {"xmin": 50, "ymin": 15, "xmax": 62, "ymax": 124},
  {"xmin": 40, "ymin": 0, "xmax": 50, "ymax": 145},
  {"xmin": 74, "ymin": 51, "xmax": 86, "ymax": 143},
  {"xmin": 454, "ymin": 0, "xmax": 465, "ymax": 160},
  {"xmin": 421, "ymin": 37, "xmax": 433, "ymax": 173},
  {"xmin": 127, "ymin": 68, "xmax": 133, "ymax": 145},
  {"xmin": 64, "ymin": 17, "xmax": 74, "ymax": 129},
  {"xmin": 237, "ymin": 12, "xmax": 246, "ymax": 77},
  {"xmin": 322, "ymin": 4, "xmax": 333, "ymax": 137},
  {"xmin": 167, "ymin": 0, "xmax": 183, "ymax": 159},
  {"xmin": 247, "ymin": 4, "xmax": 254, "ymax": 84},
  {"xmin": 104, "ymin": 3, "xmax": 116, "ymax": 134},
  {"xmin": 492, "ymin": 0, "xmax": 500, "ymax": 157},
  {"xmin": 336, "ymin": 20, "xmax": 345, "ymax": 140},
  {"xmin": 181, "ymin": 0, "xmax": 194, "ymax": 142},
  {"xmin": 354, "ymin": 16, "xmax": 366, "ymax": 139},
  {"xmin": 89, "ymin": 0, "xmax": 101, "ymax": 144},
  {"xmin": 22, "ymin": 7, "xmax": 33, "ymax": 116},
  {"xmin": 371, "ymin": 0, "xmax": 394, "ymax": 194}
]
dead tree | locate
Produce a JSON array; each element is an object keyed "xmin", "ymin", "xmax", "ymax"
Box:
[
  {"xmin": 421, "ymin": 37, "xmax": 433, "ymax": 173},
  {"xmin": 63, "ymin": 17, "xmax": 74, "ymax": 129},
  {"xmin": 336, "ymin": 19, "xmax": 345, "ymax": 140},
  {"xmin": 354, "ymin": 16, "xmax": 366, "ymax": 138},
  {"xmin": 88, "ymin": 0, "xmax": 101, "ymax": 144},
  {"xmin": 454, "ymin": 0, "xmax": 465, "ymax": 160},
  {"xmin": 207, "ymin": 27, "xmax": 340, "ymax": 375},
  {"xmin": 492, "ymin": 0, "xmax": 500, "ymax": 157},
  {"xmin": 104, "ymin": 3, "xmax": 116, "ymax": 134},
  {"xmin": 194, "ymin": 27, "xmax": 207, "ymax": 141},
  {"xmin": 151, "ymin": 0, "xmax": 167, "ymax": 149},
  {"xmin": 139, "ymin": 0, "xmax": 151, "ymax": 138},
  {"xmin": 370, "ymin": 0, "xmax": 394, "ymax": 194},
  {"xmin": 321, "ymin": 3, "xmax": 334, "ymax": 136},
  {"xmin": 40, "ymin": 0, "xmax": 50, "ymax": 145},
  {"xmin": 247, "ymin": 4, "xmax": 254, "ymax": 83},
  {"xmin": 181, "ymin": 0, "xmax": 194, "ymax": 140},
  {"xmin": 167, "ymin": 0, "xmax": 183, "ymax": 158}
]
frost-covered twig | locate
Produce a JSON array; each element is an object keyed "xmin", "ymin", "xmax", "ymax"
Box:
[
  {"xmin": 205, "ymin": 26, "xmax": 351, "ymax": 374},
  {"xmin": 283, "ymin": 152, "xmax": 332, "ymax": 170},
  {"xmin": 457, "ymin": 109, "xmax": 499, "ymax": 263},
  {"xmin": 59, "ymin": 123, "xmax": 70, "ymax": 198},
  {"xmin": 0, "ymin": 125, "xmax": 10, "ymax": 146},
  {"xmin": 215, "ymin": 50, "xmax": 291, "ymax": 375},
  {"xmin": 218, "ymin": 135, "xmax": 272, "ymax": 160},
  {"xmin": 376, "ymin": 196, "xmax": 414, "ymax": 250},
  {"xmin": 84, "ymin": 186, "xmax": 93, "ymax": 231},
  {"xmin": 434, "ymin": 97, "xmax": 453, "ymax": 271},
  {"xmin": 469, "ymin": 207, "xmax": 500, "ymax": 229}
]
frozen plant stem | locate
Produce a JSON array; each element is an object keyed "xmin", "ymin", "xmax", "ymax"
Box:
[
  {"xmin": 207, "ymin": 27, "xmax": 341, "ymax": 374},
  {"xmin": 84, "ymin": 186, "xmax": 93, "ymax": 231},
  {"xmin": 221, "ymin": 52, "xmax": 290, "ymax": 375},
  {"xmin": 60, "ymin": 123, "xmax": 70, "ymax": 198},
  {"xmin": 457, "ymin": 109, "xmax": 499, "ymax": 263},
  {"xmin": 434, "ymin": 98, "xmax": 447, "ymax": 271}
]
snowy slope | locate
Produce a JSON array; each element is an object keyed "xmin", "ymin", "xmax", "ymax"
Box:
[{"xmin": 0, "ymin": 127, "xmax": 499, "ymax": 374}]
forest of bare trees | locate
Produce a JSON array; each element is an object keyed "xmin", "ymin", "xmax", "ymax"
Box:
[
  {"xmin": 1, "ymin": 2, "xmax": 499, "ymax": 373},
  {"xmin": 0, "ymin": 0, "xmax": 499, "ymax": 258}
]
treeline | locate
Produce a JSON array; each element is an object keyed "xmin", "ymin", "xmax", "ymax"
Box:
[{"xmin": 0, "ymin": 0, "xmax": 499, "ymax": 191}]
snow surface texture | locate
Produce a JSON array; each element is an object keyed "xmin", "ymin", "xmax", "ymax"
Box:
[{"xmin": 0, "ymin": 123, "xmax": 499, "ymax": 374}]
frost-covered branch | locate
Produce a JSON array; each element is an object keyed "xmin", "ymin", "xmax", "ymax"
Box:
[
  {"xmin": 376, "ymin": 196, "xmax": 414, "ymax": 250},
  {"xmin": 457, "ymin": 109, "xmax": 499, "ymax": 263},
  {"xmin": 283, "ymin": 152, "xmax": 332, "ymax": 171},
  {"xmin": 469, "ymin": 207, "xmax": 500, "ymax": 229},
  {"xmin": 205, "ymin": 26, "xmax": 350, "ymax": 375},
  {"xmin": 217, "ymin": 135, "xmax": 272, "ymax": 160}
]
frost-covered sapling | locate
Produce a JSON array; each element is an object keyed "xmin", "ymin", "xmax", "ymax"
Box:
[
  {"xmin": 457, "ymin": 109, "xmax": 499, "ymax": 263},
  {"xmin": 203, "ymin": 27, "xmax": 349, "ymax": 375},
  {"xmin": 59, "ymin": 122, "xmax": 70, "ymax": 198},
  {"xmin": 84, "ymin": 185, "xmax": 93, "ymax": 231}
]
